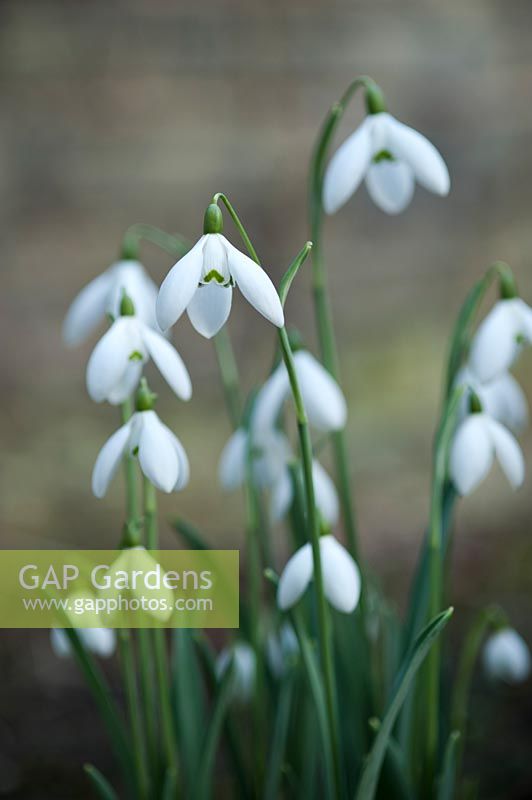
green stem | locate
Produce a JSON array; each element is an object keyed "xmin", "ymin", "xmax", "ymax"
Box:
[
  {"xmin": 213, "ymin": 327, "xmax": 242, "ymax": 429},
  {"xmin": 118, "ymin": 629, "xmax": 150, "ymax": 800},
  {"xmin": 121, "ymin": 224, "xmax": 190, "ymax": 261},
  {"xmin": 308, "ymin": 78, "xmax": 375, "ymax": 561},
  {"xmin": 143, "ymin": 477, "xmax": 179, "ymax": 775},
  {"xmin": 212, "ymin": 193, "xmax": 260, "ymax": 263}
]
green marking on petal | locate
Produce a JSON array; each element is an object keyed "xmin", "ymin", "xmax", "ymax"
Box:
[
  {"xmin": 129, "ymin": 351, "xmax": 144, "ymax": 361},
  {"xmin": 132, "ymin": 446, "xmax": 139, "ymax": 456},
  {"xmin": 372, "ymin": 149, "xmax": 394, "ymax": 164},
  {"xmin": 203, "ymin": 269, "xmax": 225, "ymax": 284}
]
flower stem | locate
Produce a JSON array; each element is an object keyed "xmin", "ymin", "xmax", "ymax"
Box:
[
  {"xmin": 143, "ymin": 477, "xmax": 179, "ymax": 775},
  {"xmin": 117, "ymin": 629, "xmax": 150, "ymax": 800},
  {"xmin": 308, "ymin": 78, "xmax": 375, "ymax": 562},
  {"xmin": 278, "ymin": 326, "xmax": 342, "ymax": 799},
  {"xmin": 213, "ymin": 327, "xmax": 242, "ymax": 430}
]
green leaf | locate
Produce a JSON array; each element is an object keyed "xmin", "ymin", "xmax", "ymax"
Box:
[
  {"xmin": 171, "ymin": 517, "xmax": 209, "ymax": 550},
  {"xmin": 172, "ymin": 629, "xmax": 206, "ymax": 792},
  {"xmin": 355, "ymin": 608, "xmax": 454, "ymax": 800},
  {"xmin": 264, "ymin": 673, "xmax": 296, "ymax": 800},
  {"xmin": 83, "ymin": 764, "xmax": 119, "ymax": 800},
  {"xmin": 196, "ymin": 659, "xmax": 236, "ymax": 800},
  {"xmin": 437, "ymin": 731, "xmax": 461, "ymax": 800},
  {"xmin": 279, "ymin": 242, "xmax": 313, "ymax": 307},
  {"xmin": 161, "ymin": 767, "xmax": 178, "ymax": 800}
]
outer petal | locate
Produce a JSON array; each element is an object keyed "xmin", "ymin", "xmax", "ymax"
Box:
[
  {"xmin": 187, "ymin": 282, "xmax": 233, "ymax": 338},
  {"xmin": 295, "ymin": 351, "xmax": 347, "ymax": 431},
  {"xmin": 156, "ymin": 237, "xmax": 205, "ymax": 331},
  {"xmin": 270, "ymin": 468, "xmax": 294, "ymax": 521},
  {"xmin": 320, "ymin": 536, "xmax": 361, "ymax": 613},
  {"xmin": 251, "ymin": 365, "xmax": 290, "ymax": 433},
  {"xmin": 277, "ymin": 543, "xmax": 313, "ymax": 610},
  {"xmin": 107, "ymin": 261, "xmax": 159, "ymax": 330},
  {"xmin": 86, "ymin": 318, "xmax": 143, "ymax": 403},
  {"xmin": 219, "ymin": 429, "xmax": 248, "ymax": 490},
  {"xmin": 469, "ymin": 301, "xmax": 520, "ymax": 383},
  {"xmin": 82, "ymin": 628, "xmax": 116, "ymax": 658},
  {"xmin": 485, "ymin": 417, "xmax": 525, "ymax": 490},
  {"xmin": 141, "ymin": 324, "xmax": 192, "ymax": 401},
  {"xmin": 50, "ymin": 628, "xmax": 71, "ymax": 658},
  {"xmin": 385, "ymin": 115, "xmax": 450, "ymax": 195},
  {"xmin": 225, "ymin": 238, "xmax": 284, "ymax": 328},
  {"xmin": 92, "ymin": 422, "xmax": 132, "ymax": 498},
  {"xmin": 137, "ymin": 411, "xmax": 179, "ymax": 493},
  {"xmin": 482, "ymin": 373, "xmax": 528, "ymax": 434},
  {"xmin": 449, "ymin": 415, "xmax": 493, "ymax": 495},
  {"xmin": 62, "ymin": 271, "xmax": 113, "ymax": 346},
  {"xmin": 312, "ymin": 461, "xmax": 339, "ymax": 526},
  {"xmin": 159, "ymin": 422, "xmax": 190, "ymax": 491},
  {"xmin": 107, "ymin": 361, "xmax": 143, "ymax": 405},
  {"xmin": 365, "ymin": 160, "xmax": 415, "ymax": 214},
  {"xmin": 323, "ymin": 118, "xmax": 373, "ymax": 214}
]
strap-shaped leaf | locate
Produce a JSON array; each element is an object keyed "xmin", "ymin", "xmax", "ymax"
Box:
[
  {"xmin": 83, "ymin": 764, "xmax": 119, "ymax": 800},
  {"xmin": 196, "ymin": 658, "xmax": 237, "ymax": 800},
  {"xmin": 437, "ymin": 731, "xmax": 461, "ymax": 800},
  {"xmin": 355, "ymin": 608, "xmax": 453, "ymax": 800},
  {"xmin": 172, "ymin": 517, "xmax": 209, "ymax": 550}
]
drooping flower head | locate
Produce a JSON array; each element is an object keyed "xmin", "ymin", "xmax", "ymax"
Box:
[
  {"xmin": 216, "ymin": 641, "xmax": 256, "ymax": 702},
  {"xmin": 323, "ymin": 82, "xmax": 450, "ymax": 215},
  {"xmin": 483, "ymin": 628, "xmax": 531, "ymax": 684},
  {"xmin": 219, "ymin": 426, "xmax": 339, "ymax": 525},
  {"xmin": 469, "ymin": 296, "xmax": 532, "ymax": 384},
  {"xmin": 92, "ymin": 379, "xmax": 189, "ymax": 497},
  {"xmin": 454, "ymin": 365, "xmax": 528, "ymax": 435},
  {"xmin": 63, "ymin": 259, "xmax": 159, "ymax": 346},
  {"xmin": 277, "ymin": 535, "xmax": 361, "ymax": 613},
  {"xmin": 51, "ymin": 627, "xmax": 116, "ymax": 659},
  {"xmin": 156, "ymin": 204, "xmax": 284, "ymax": 338},
  {"xmin": 449, "ymin": 393, "xmax": 525, "ymax": 496},
  {"xmin": 86, "ymin": 292, "xmax": 192, "ymax": 405}
]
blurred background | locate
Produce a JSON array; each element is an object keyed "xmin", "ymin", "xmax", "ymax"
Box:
[{"xmin": 1, "ymin": 0, "xmax": 532, "ymax": 797}]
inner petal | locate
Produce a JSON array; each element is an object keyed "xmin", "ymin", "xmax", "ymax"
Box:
[{"xmin": 201, "ymin": 235, "xmax": 231, "ymax": 284}]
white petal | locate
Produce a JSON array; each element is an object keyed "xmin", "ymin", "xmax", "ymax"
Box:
[
  {"xmin": 449, "ymin": 415, "xmax": 493, "ymax": 495},
  {"xmin": 107, "ymin": 261, "xmax": 159, "ymax": 330},
  {"xmin": 483, "ymin": 629, "xmax": 531, "ymax": 684},
  {"xmin": 251, "ymin": 364, "xmax": 291, "ymax": 433},
  {"xmin": 137, "ymin": 411, "xmax": 179, "ymax": 493},
  {"xmin": 187, "ymin": 282, "xmax": 233, "ymax": 338},
  {"xmin": 62, "ymin": 271, "xmax": 113, "ymax": 346},
  {"xmin": 141, "ymin": 325, "xmax": 192, "ymax": 401},
  {"xmin": 485, "ymin": 417, "xmax": 525, "ymax": 490},
  {"xmin": 481, "ymin": 373, "xmax": 528, "ymax": 434},
  {"xmin": 323, "ymin": 118, "xmax": 373, "ymax": 214},
  {"xmin": 219, "ymin": 429, "xmax": 248, "ymax": 490},
  {"xmin": 295, "ymin": 351, "xmax": 347, "ymax": 432},
  {"xmin": 86, "ymin": 318, "xmax": 144, "ymax": 403},
  {"xmin": 82, "ymin": 628, "xmax": 116, "ymax": 658},
  {"xmin": 50, "ymin": 628, "xmax": 71, "ymax": 658},
  {"xmin": 365, "ymin": 160, "xmax": 415, "ymax": 214},
  {"xmin": 160, "ymin": 423, "xmax": 190, "ymax": 491},
  {"xmin": 224, "ymin": 238, "xmax": 284, "ymax": 328},
  {"xmin": 320, "ymin": 535, "xmax": 361, "ymax": 613},
  {"xmin": 270, "ymin": 469, "xmax": 294, "ymax": 521},
  {"xmin": 107, "ymin": 362, "xmax": 143, "ymax": 405},
  {"xmin": 92, "ymin": 422, "xmax": 132, "ymax": 498},
  {"xmin": 156, "ymin": 237, "xmax": 205, "ymax": 331},
  {"xmin": 469, "ymin": 301, "xmax": 521, "ymax": 383},
  {"xmin": 385, "ymin": 115, "xmax": 450, "ymax": 195},
  {"xmin": 277, "ymin": 543, "xmax": 313, "ymax": 610},
  {"xmin": 514, "ymin": 298, "xmax": 532, "ymax": 341},
  {"xmin": 312, "ymin": 461, "xmax": 339, "ymax": 526}
]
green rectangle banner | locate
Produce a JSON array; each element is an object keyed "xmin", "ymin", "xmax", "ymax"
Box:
[{"xmin": 0, "ymin": 549, "xmax": 239, "ymax": 628}]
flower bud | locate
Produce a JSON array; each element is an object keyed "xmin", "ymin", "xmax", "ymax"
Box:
[
  {"xmin": 483, "ymin": 628, "xmax": 531, "ymax": 684},
  {"xmin": 203, "ymin": 203, "xmax": 224, "ymax": 235}
]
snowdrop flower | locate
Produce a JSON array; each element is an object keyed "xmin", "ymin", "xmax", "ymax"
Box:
[
  {"xmin": 156, "ymin": 204, "xmax": 284, "ymax": 337},
  {"xmin": 323, "ymin": 85, "xmax": 449, "ymax": 215},
  {"xmin": 51, "ymin": 627, "xmax": 116, "ymax": 659},
  {"xmin": 252, "ymin": 350, "xmax": 347, "ymax": 434},
  {"xmin": 216, "ymin": 642, "xmax": 256, "ymax": 702},
  {"xmin": 455, "ymin": 366, "xmax": 528, "ymax": 434},
  {"xmin": 469, "ymin": 297, "xmax": 532, "ymax": 383},
  {"xmin": 483, "ymin": 628, "xmax": 531, "ymax": 684},
  {"xmin": 86, "ymin": 294, "xmax": 192, "ymax": 405},
  {"xmin": 449, "ymin": 406, "xmax": 525, "ymax": 496},
  {"xmin": 278, "ymin": 535, "xmax": 361, "ymax": 613},
  {"xmin": 63, "ymin": 259, "xmax": 159, "ymax": 346},
  {"xmin": 266, "ymin": 623, "xmax": 299, "ymax": 677},
  {"xmin": 218, "ymin": 426, "xmax": 339, "ymax": 525},
  {"xmin": 92, "ymin": 380, "xmax": 189, "ymax": 497}
]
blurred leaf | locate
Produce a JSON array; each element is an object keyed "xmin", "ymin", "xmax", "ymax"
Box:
[
  {"xmin": 264, "ymin": 672, "xmax": 295, "ymax": 800},
  {"xmin": 355, "ymin": 608, "xmax": 453, "ymax": 800},
  {"xmin": 196, "ymin": 658, "xmax": 236, "ymax": 800},
  {"xmin": 161, "ymin": 767, "xmax": 178, "ymax": 800},
  {"xmin": 437, "ymin": 731, "xmax": 461, "ymax": 800},
  {"xmin": 83, "ymin": 764, "xmax": 118, "ymax": 800},
  {"xmin": 172, "ymin": 629, "xmax": 206, "ymax": 793},
  {"xmin": 171, "ymin": 517, "xmax": 209, "ymax": 550}
]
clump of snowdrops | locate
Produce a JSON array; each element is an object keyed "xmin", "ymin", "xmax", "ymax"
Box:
[{"xmin": 59, "ymin": 77, "xmax": 531, "ymax": 800}]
